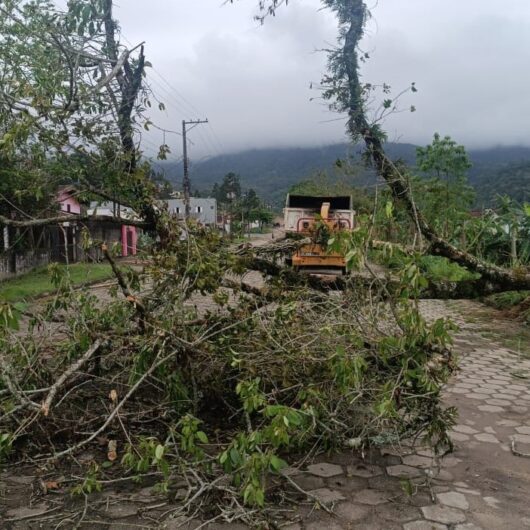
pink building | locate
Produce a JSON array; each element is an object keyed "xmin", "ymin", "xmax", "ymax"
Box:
[
  {"xmin": 121, "ymin": 225, "xmax": 138, "ymax": 257},
  {"xmin": 57, "ymin": 186, "xmax": 81, "ymax": 215},
  {"xmin": 87, "ymin": 201, "xmax": 139, "ymax": 257},
  {"xmin": 55, "ymin": 189, "xmax": 139, "ymax": 259}
]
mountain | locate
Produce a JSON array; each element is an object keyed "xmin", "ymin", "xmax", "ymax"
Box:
[
  {"xmin": 157, "ymin": 143, "xmax": 530, "ymax": 206},
  {"xmin": 469, "ymin": 158, "xmax": 530, "ymax": 205}
]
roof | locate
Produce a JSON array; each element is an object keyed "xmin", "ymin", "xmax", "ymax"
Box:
[
  {"xmin": 286, "ymin": 195, "xmax": 352, "ymax": 210},
  {"xmin": 88, "ymin": 201, "xmax": 139, "ymax": 220},
  {"xmin": 166, "ymin": 198, "xmax": 216, "ymax": 207}
]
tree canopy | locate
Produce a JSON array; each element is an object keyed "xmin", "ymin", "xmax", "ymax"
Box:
[{"xmin": 0, "ymin": 0, "xmax": 154, "ymax": 224}]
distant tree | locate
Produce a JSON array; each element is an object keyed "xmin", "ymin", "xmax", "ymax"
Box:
[
  {"xmin": 289, "ymin": 171, "xmax": 372, "ymax": 213},
  {"xmin": 212, "ymin": 183, "xmax": 221, "ymax": 202},
  {"xmin": 212, "ymin": 177, "xmax": 273, "ymax": 234},
  {"xmin": 239, "ymin": 189, "xmax": 274, "ymax": 231},
  {"xmin": 415, "ymin": 134, "xmax": 475, "ymax": 240},
  {"xmin": 217, "ymin": 172, "xmax": 242, "ymax": 204},
  {"xmin": 241, "ymin": 189, "xmax": 261, "ymax": 212}
]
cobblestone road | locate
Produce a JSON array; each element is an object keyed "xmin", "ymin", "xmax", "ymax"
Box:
[{"xmin": 234, "ymin": 300, "xmax": 530, "ymax": 530}]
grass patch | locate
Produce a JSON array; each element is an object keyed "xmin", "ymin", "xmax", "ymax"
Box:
[
  {"xmin": 373, "ymin": 250, "xmax": 480, "ymax": 282},
  {"xmin": 0, "ymin": 263, "xmax": 113, "ymax": 302},
  {"xmin": 484, "ymin": 291, "xmax": 530, "ymax": 310},
  {"xmin": 419, "ymin": 256, "xmax": 480, "ymax": 282},
  {"xmin": 484, "ymin": 291, "xmax": 530, "ymax": 327}
]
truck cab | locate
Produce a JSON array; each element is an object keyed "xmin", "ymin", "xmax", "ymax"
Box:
[{"xmin": 284, "ymin": 194, "xmax": 355, "ymax": 273}]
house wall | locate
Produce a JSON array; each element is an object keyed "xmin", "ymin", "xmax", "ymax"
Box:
[
  {"xmin": 166, "ymin": 198, "xmax": 217, "ymax": 225},
  {"xmin": 121, "ymin": 225, "xmax": 138, "ymax": 257},
  {"xmin": 0, "ymin": 250, "xmax": 51, "ymax": 281},
  {"xmin": 57, "ymin": 189, "xmax": 81, "ymax": 214},
  {"xmin": 88, "ymin": 203, "xmax": 139, "ymax": 258},
  {"xmin": 0, "ymin": 196, "xmax": 142, "ymax": 281}
]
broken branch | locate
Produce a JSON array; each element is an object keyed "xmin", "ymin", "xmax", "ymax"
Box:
[{"xmin": 41, "ymin": 340, "xmax": 102, "ymax": 417}]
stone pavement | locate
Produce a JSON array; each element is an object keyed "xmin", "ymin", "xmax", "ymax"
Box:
[{"xmin": 234, "ymin": 299, "xmax": 530, "ymax": 530}]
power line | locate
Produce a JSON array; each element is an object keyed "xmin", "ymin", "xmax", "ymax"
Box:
[
  {"xmin": 150, "ymin": 66, "xmax": 202, "ymax": 116},
  {"xmin": 182, "ymin": 119, "xmax": 208, "ymax": 218},
  {"xmin": 143, "ymin": 77, "xmax": 220, "ymax": 156},
  {"xmin": 120, "ymin": 32, "xmax": 224, "ymax": 159}
]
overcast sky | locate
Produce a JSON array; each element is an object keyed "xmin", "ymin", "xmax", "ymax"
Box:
[{"xmin": 111, "ymin": 0, "xmax": 530, "ymax": 160}]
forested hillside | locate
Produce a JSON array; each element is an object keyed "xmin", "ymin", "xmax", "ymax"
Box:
[
  {"xmin": 159, "ymin": 143, "xmax": 530, "ymax": 206},
  {"xmin": 472, "ymin": 160, "xmax": 530, "ymax": 205}
]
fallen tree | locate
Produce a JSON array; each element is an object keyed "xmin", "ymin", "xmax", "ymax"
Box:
[
  {"xmin": 0, "ymin": 225, "xmax": 457, "ymax": 526},
  {"xmin": 321, "ymin": 0, "xmax": 530, "ymax": 292},
  {"xmin": 246, "ymin": 0, "xmax": 530, "ymax": 293}
]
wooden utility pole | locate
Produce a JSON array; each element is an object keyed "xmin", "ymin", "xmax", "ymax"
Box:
[{"xmin": 182, "ymin": 119, "xmax": 208, "ymax": 219}]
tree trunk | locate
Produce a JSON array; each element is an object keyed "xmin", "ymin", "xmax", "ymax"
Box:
[
  {"xmin": 101, "ymin": 1, "xmax": 160, "ymax": 235},
  {"xmin": 341, "ymin": 2, "xmax": 530, "ymax": 292}
]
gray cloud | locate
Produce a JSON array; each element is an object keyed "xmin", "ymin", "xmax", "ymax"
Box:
[{"xmin": 111, "ymin": 0, "xmax": 530, "ymax": 160}]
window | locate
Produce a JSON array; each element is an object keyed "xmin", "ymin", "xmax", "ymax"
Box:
[
  {"xmin": 175, "ymin": 207, "xmax": 180, "ymax": 214},
  {"xmin": 196, "ymin": 206, "xmax": 203, "ymax": 213},
  {"xmin": 66, "ymin": 204, "xmax": 71, "ymax": 213}
]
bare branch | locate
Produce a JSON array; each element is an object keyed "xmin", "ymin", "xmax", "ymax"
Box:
[
  {"xmin": 41, "ymin": 340, "xmax": 102, "ymax": 417},
  {"xmin": 0, "ymin": 213, "xmax": 149, "ymax": 229}
]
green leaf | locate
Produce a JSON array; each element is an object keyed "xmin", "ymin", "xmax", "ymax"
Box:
[
  {"xmin": 270, "ymin": 455, "xmax": 287, "ymax": 472},
  {"xmin": 287, "ymin": 411, "xmax": 302, "ymax": 426},
  {"xmin": 230, "ymin": 447, "xmax": 241, "ymax": 466},
  {"xmin": 255, "ymin": 487, "xmax": 265, "ymax": 507},
  {"xmin": 13, "ymin": 302, "xmax": 27, "ymax": 313},
  {"xmin": 385, "ymin": 200, "xmax": 394, "ymax": 219},
  {"xmin": 155, "ymin": 444, "xmax": 164, "ymax": 461},
  {"xmin": 196, "ymin": 431, "xmax": 208, "ymax": 444}
]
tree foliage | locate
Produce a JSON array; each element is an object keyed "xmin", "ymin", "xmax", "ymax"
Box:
[
  {"xmin": 414, "ymin": 134, "xmax": 475, "ymax": 240},
  {"xmin": 0, "ymin": 0, "xmax": 154, "ymax": 222},
  {"xmin": 0, "ymin": 221, "xmax": 457, "ymax": 523}
]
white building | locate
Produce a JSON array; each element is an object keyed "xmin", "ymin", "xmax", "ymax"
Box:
[{"xmin": 166, "ymin": 198, "xmax": 217, "ymax": 225}]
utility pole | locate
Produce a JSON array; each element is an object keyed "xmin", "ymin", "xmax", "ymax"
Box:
[{"xmin": 182, "ymin": 119, "xmax": 208, "ymax": 219}]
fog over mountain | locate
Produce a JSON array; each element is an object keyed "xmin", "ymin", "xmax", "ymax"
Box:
[
  {"xmin": 104, "ymin": 0, "xmax": 530, "ymax": 161},
  {"xmin": 157, "ymin": 143, "xmax": 530, "ymax": 207}
]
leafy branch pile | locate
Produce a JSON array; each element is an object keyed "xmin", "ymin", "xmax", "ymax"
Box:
[{"xmin": 0, "ymin": 224, "xmax": 456, "ymax": 524}]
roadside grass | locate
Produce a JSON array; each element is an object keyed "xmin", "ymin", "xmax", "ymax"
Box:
[
  {"xmin": 483, "ymin": 329, "xmax": 530, "ymax": 360},
  {"xmin": 0, "ymin": 263, "xmax": 114, "ymax": 303},
  {"xmin": 373, "ymin": 250, "xmax": 480, "ymax": 283},
  {"xmin": 419, "ymin": 255, "xmax": 480, "ymax": 282},
  {"xmin": 483, "ymin": 290, "xmax": 530, "ymax": 310},
  {"xmin": 457, "ymin": 303, "xmax": 530, "ymax": 361}
]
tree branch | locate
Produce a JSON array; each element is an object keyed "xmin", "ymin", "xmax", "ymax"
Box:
[
  {"xmin": 0, "ymin": 213, "xmax": 149, "ymax": 229},
  {"xmin": 102, "ymin": 244, "xmax": 148, "ymax": 331},
  {"xmin": 41, "ymin": 340, "xmax": 102, "ymax": 417}
]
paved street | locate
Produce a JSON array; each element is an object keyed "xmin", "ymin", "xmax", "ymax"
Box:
[{"xmin": 236, "ymin": 300, "xmax": 530, "ymax": 530}]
